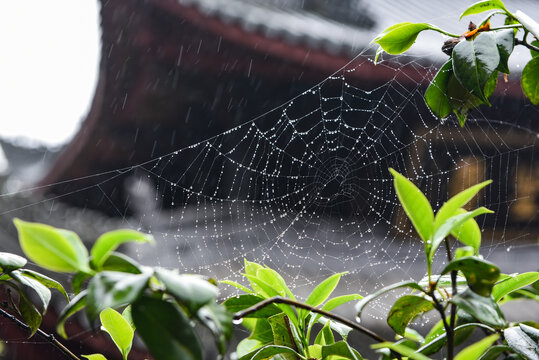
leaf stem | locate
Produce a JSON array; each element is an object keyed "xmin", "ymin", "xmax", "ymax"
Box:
[
  {"xmin": 489, "ymin": 24, "xmax": 523, "ymax": 31},
  {"xmin": 0, "ymin": 306, "xmax": 81, "ymax": 360},
  {"xmin": 233, "ymin": 296, "xmax": 388, "ymax": 344}
]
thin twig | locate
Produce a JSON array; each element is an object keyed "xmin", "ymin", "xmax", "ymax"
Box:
[
  {"xmin": 515, "ymin": 38, "xmax": 539, "ymax": 52},
  {"xmin": 0, "ymin": 306, "xmax": 81, "ymax": 360},
  {"xmin": 443, "ymin": 238, "xmax": 456, "ymax": 360},
  {"xmin": 233, "ymin": 296, "xmax": 389, "ymax": 343}
]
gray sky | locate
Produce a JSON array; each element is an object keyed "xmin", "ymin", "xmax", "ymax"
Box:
[{"xmin": 0, "ymin": 0, "xmax": 100, "ymax": 148}]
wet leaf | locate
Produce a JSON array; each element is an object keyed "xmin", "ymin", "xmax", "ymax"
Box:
[
  {"xmin": 11, "ymin": 270, "xmax": 51, "ymax": 312},
  {"xmin": 389, "ymin": 168, "xmax": 434, "ymax": 243},
  {"xmin": 492, "ymin": 272, "xmax": 539, "ymax": 302},
  {"xmin": 459, "ymin": 0, "xmax": 508, "ymax": 20},
  {"xmin": 454, "ymin": 334, "xmax": 500, "ymax": 360},
  {"xmin": 522, "ymin": 57, "xmax": 539, "ymax": 105},
  {"xmin": 299, "ymin": 272, "xmax": 346, "ymax": 322},
  {"xmin": 18, "ymin": 269, "xmax": 68, "ymax": 301},
  {"xmin": 450, "ymin": 288, "xmax": 506, "ymax": 328},
  {"xmin": 267, "ymin": 313, "xmax": 300, "ymax": 360},
  {"xmin": 373, "ymin": 22, "xmax": 444, "ymax": 55},
  {"xmin": 0, "ymin": 252, "xmax": 27, "ymax": 272},
  {"xmin": 425, "ymin": 60, "xmax": 453, "ymax": 119},
  {"xmin": 452, "ymin": 32, "xmax": 499, "ymax": 103},
  {"xmin": 222, "ymin": 294, "xmax": 281, "ymax": 318},
  {"xmin": 493, "ymin": 29, "xmax": 514, "ymax": 73},
  {"xmin": 132, "ymin": 296, "xmax": 203, "ymax": 360},
  {"xmin": 387, "ymin": 295, "xmax": 434, "ymax": 336},
  {"xmin": 504, "ymin": 326, "xmax": 539, "ymax": 360},
  {"xmin": 441, "ymin": 257, "xmax": 500, "ymax": 296},
  {"xmin": 196, "ymin": 303, "xmax": 233, "ymax": 355}
]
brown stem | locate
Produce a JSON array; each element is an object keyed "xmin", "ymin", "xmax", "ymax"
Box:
[
  {"xmin": 515, "ymin": 38, "xmax": 539, "ymax": 52},
  {"xmin": 233, "ymin": 296, "xmax": 388, "ymax": 344},
  {"xmin": 0, "ymin": 306, "xmax": 81, "ymax": 360}
]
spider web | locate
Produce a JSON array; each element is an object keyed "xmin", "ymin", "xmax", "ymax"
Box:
[{"xmin": 2, "ymin": 47, "xmax": 539, "ymax": 327}]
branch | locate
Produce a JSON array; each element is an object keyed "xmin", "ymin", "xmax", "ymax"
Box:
[
  {"xmin": 233, "ymin": 296, "xmax": 389, "ymax": 344},
  {"xmin": 0, "ymin": 306, "xmax": 81, "ymax": 360},
  {"xmin": 515, "ymin": 38, "xmax": 539, "ymax": 53}
]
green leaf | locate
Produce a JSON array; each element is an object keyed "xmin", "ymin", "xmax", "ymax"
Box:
[
  {"xmin": 356, "ymin": 280, "xmax": 423, "ymax": 319},
  {"xmin": 256, "ymin": 267, "xmax": 295, "ymax": 299},
  {"xmin": 372, "ymin": 342, "xmax": 431, "ymax": 360},
  {"xmin": 531, "ymin": 40, "xmax": 539, "ymax": 58},
  {"xmin": 0, "ymin": 252, "xmax": 27, "ymax": 272},
  {"xmin": 236, "ymin": 338, "xmax": 263, "ymax": 357},
  {"xmin": 493, "ymin": 29, "xmax": 514, "ymax": 73},
  {"xmin": 451, "ymin": 210, "xmax": 482, "ymax": 255},
  {"xmin": 429, "ymin": 207, "xmax": 493, "ymax": 261},
  {"xmin": 14, "ymin": 219, "xmax": 90, "ymax": 273},
  {"xmin": 387, "ymin": 295, "xmax": 434, "ymax": 336},
  {"xmin": 441, "ymin": 257, "xmax": 500, "ymax": 296},
  {"xmin": 478, "ymin": 345, "xmax": 511, "ymax": 360},
  {"xmin": 154, "ymin": 268, "xmax": 217, "ymax": 312},
  {"xmin": 91, "ymin": 229, "xmax": 154, "ymax": 270},
  {"xmin": 374, "ymin": 46, "xmax": 384, "ymax": 64},
  {"xmin": 238, "ymin": 345, "xmax": 301, "ymax": 360},
  {"xmin": 455, "ymin": 246, "xmax": 475, "ymax": 259},
  {"xmin": 267, "ymin": 313, "xmax": 301, "ymax": 360},
  {"xmin": 308, "ymin": 294, "xmax": 363, "ymax": 338},
  {"xmin": 522, "ymin": 57, "xmax": 539, "ymax": 105},
  {"xmin": 100, "ymin": 308, "xmax": 134, "ymax": 360},
  {"xmin": 121, "ymin": 305, "xmax": 135, "ymax": 330},
  {"xmin": 18, "ymin": 288, "xmax": 42, "ymax": 336},
  {"xmin": 72, "ymin": 272, "xmax": 91, "ymax": 295},
  {"xmin": 197, "ymin": 303, "xmax": 233, "ymax": 355},
  {"xmin": 57, "ymin": 290, "xmax": 87, "ymax": 339},
  {"xmin": 101, "ymin": 252, "xmax": 143, "ymax": 274},
  {"xmin": 132, "ymin": 296, "xmax": 203, "ymax": 360},
  {"xmin": 520, "ymin": 323, "xmax": 539, "ymax": 341},
  {"xmin": 373, "ymin": 22, "xmax": 443, "ymax": 55},
  {"xmin": 450, "ymin": 288, "xmax": 506, "ymax": 328},
  {"xmin": 454, "ymin": 334, "xmax": 500, "ymax": 360},
  {"xmin": 389, "ymin": 168, "xmax": 434, "ymax": 242},
  {"xmin": 222, "ymin": 294, "xmax": 281, "ymax": 318},
  {"xmin": 434, "ymin": 180, "xmax": 492, "ymax": 230},
  {"xmin": 425, "ymin": 60, "xmax": 453, "ymax": 119},
  {"xmin": 447, "ymin": 73, "xmax": 484, "ymax": 126},
  {"xmin": 87, "ymin": 271, "xmax": 152, "ymax": 321},
  {"xmin": 492, "ymin": 272, "xmax": 539, "ymax": 302},
  {"xmin": 82, "ymin": 354, "xmax": 108, "ymax": 360},
  {"xmin": 459, "ymin": 0, "xmax": 508, "ymax": 19},
  {"xmin": 419, "ymin": 322, "xmax": 493, "ymax": 355},
  {"xmin": 452, "ymin": 32, "xmax": 500, "ymax": 103},
  {"xmin": 299, "ymin": 272, "xmax": 346, "ymax": 322},
  {"xmin": 10, "ymin": 270, "xmax": 51, "ymax": 312},
  {"xmin": 18, "ymin": 269, "xmax": 69, "ymax": 301},
  {"xmin": 322, "ymin": 341, "xmax": 363, "ymax": 360},
  {"xmin": 315, "ymin": 321, "xmax": 335, "ymax": 345},
  {"xmin": 318, "ymin": 316, "xmax": 353, "ymax": 341},
  {"xmin": 248, "ymin": 319, "xmax": 274, "ymax": 344},
  {"xmin": 220, "ymin": 280, "xmax": 253, "ymax": 294},
  {"xmin": 504, "ymin": 327, "xmax": 539, "ymax": 360}
]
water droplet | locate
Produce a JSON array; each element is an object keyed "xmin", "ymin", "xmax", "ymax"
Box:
[
  {"xmin": 233, "ymin": 317, "xmax": 243, "ymax": 325},
  {"xmin": 355, "ymin": 316, "xmax": 361, "ymax": 324}
]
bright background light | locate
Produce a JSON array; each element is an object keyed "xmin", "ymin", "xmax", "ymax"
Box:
[{"xmin": 0, "ymin": 0, "xmax": 101, "ymax": 148}]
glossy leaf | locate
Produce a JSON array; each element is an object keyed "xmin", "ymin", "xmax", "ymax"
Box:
[
  {"xmin": 132, "ymin": 296, "xmax": 203, "ymax": 360},
  {"xmin": 454, "ymin": 334, "xmax": 500, "ymax": 360},
  {"xmin": 267, "ymin": 313, "xmax": 301, "ymax": 360},
  {"xmin": 82, "ymin": 355, "xmax": 108, "ymax": 360},
  {"xmin": 100, "ymin": 308, "xmax": 134, "ymax": 360},
  {"xmin": 373, "ymin": 22, "xmax": 443, "ymax": 55},
  {"xmin": 101, "ymin": 252, "xmax": 143, "ymax": 274},
  {"xmin": 18, "ymin": 288, "xmax": 42, "ymax": 336},
  {"xmin": 223, "ymin": 294, "xmax": 281, "ymax": 318},
  {"xmin": 236, "ymin": 338, "xmax": 263, "ymax": 358},
  {"xmin": 220, "ymin": 280, "xmax": 253, "ymax": 294},
  {"xmin": 459, "ymin": 0, "xmax": 508, "ymax": 19},
  {"xmin": 441, "ymin": 257, "xmax": 500, "ymax": 296},
  {"xmin": 452, "ymin": 32, "xmax": 500, "ymax": 103},
  {"xmin": 447, "ymin": 73, "xmax": 485, "ymax": 126},
  {"xmin": 450, "ymin": 288, "xmax": 506, "ymax": 328},
  {"xmin": 121, "ymin": 305, "xmax": 135, "ymax": 330},
  {"xmin": 387, "ymin": 295, "xmax": 434, "ymax": 335},
  {"xmin": 322, "ymin": 341, "xmax": 363, "ymax": 360},
  {"xmin": 87, "ymin": 271, "xmax": 151, "ymax": 321},
  {"xmin": 315, "ymin": 321, "xmax": 335, "ymax": 345},
  {"xmin": 248, "ymin": 319, "xmax": 273, "ymax": 344},
  {"xmin": 18, "ymin": 269, "xmax": 68, "ymax": 300},
  {"xmin": 238, "ymin": 345, "xmax": 300, "ymax": 360},
  {"xmin": 72, "ymin": 272, "xmax": 91, "ymax": 295},
  {"xmin": 479, "ymin": 345, "xmax": 511, "ymax": 360},
  {"xmin": 455, "ymin": 246, "xmax": 475, "ymax": 259},
  {"xmin": 308, "ymin": 294, "xmax": 363, "ymax": 337},
  {"xmin": 504, "ymin": 326, "xmax": 539, "ymax": 360},
  {"xmin": 319, "ymin": 316, "xmax": 353, "ymax": 341},
  {"xmin": 514, "ymin": 10, "xmax": 539, "ymax": 41},
  {"xmin": 522, "ymin": 57, "xmax": 539, "ymax": 105},
  {"xmin": 389, "ymin": 168, "xmax": 433, "ymax": 242},
  {"xmin": 429, "ymin": 207, "xmax": 492, "ymax": 261},
  {"xmin": 492, "ymin": 272, "xmax": 539, "ymax": 302},
  {"xmin": 0, "ymin": 252, "xmax": 27, "ymax": 272},
  {"xmin": 14, "ymin": 219, "xmax": 90, "ymax": 273},
  {"xmin": 256, "ymin": 267, "xmax": 295, "ymax": 299},
  {"xmin": 434, "ymin": 180, "xmax": 492, "ymax": 230},
  {"xmin": 91, "ymin": 229, "xmax": 153, "ymax": 270},
  {"xmin": 494, "ymin": 29, "xmax": 514, "ymax": 73},
  {"xmin": 57, "ymin": 290, "xmax": 87, "ymax": 339},
  {"xmin": 520, "ymin": 323, "xmax": 539, "ymax": 341},
  {"xmin": 531, "ymin": 40, "xmax": 539, "ymax": 58},
  {"xmin": 154, "ymin": 268, "xmax": 217, "ymax": 312},
  {"xmin": 425, "ymin": 60, "xmax": 453, "ymax": 119},
  {"xmin": 197, "ymin": 303, "xmax": 233, "ymax": 355},
  {"xmin": 372, "ymin": 342, "xmax": 431, "ymax": 360},
  {"xmin": 299, "ymin": 272, "xmax": 346, "ymax": 322},
  {"xmin": 451, "ymin": 210, "xmax": 482, "ymax": 254},
  {"xmin": 11, "ymin": 270, "xmax": 51, "ymax": 312},
  {"xmin": 356, "ymin": 280, "xmax": 423, "ymax": 319}
]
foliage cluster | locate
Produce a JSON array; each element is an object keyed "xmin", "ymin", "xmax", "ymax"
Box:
[{"xmin": 373, "ymin": 0, "xmax": 539, "ymax": 125}]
